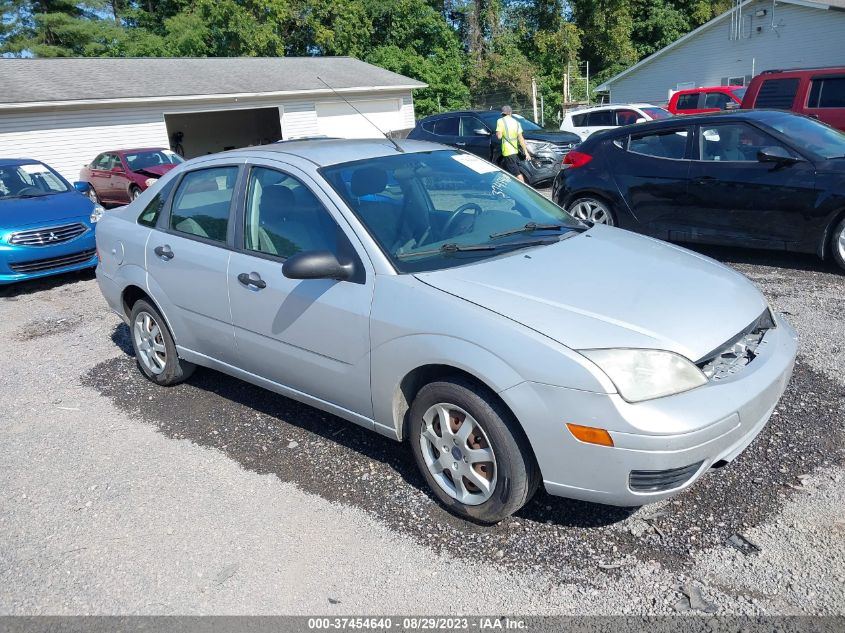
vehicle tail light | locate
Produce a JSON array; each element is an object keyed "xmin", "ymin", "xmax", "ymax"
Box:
[
  {"xmin": 566, "ymin": 423, "xmax": 614, "ymax": 447},
  {"xmin": 562, "ymin": 150, "xmax": 593, "ymax": 169}
]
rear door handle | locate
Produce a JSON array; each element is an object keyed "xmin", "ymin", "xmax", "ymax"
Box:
[
  {"xmin": 154, "ymin": 244, "xmax": 174, "ymax": 260},
  {"xmin": 455, "ymin": 142, "xmax": 467, "ymax": 146},
  {"xmin": 237, "ymin": 271, "xmax": 266, "ymax": 289},
  {"xmin": 693, "ymin": 176, "xmax": 717, "ymax": 185}
]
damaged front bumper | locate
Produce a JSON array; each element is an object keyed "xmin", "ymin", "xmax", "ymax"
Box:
[{"xmin": 500, "ymin": 312, "xmax": 798, "ymax": 506}]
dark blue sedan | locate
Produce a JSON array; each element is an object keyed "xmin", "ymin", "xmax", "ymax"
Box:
[{"xmin": 0, "ymin": 159, "xmax": 102, "ymax": 285}]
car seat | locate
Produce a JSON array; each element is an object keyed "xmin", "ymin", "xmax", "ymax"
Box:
[{"xmin": 350, "ymin": 167, "xmax": 403, "ymax": 248}]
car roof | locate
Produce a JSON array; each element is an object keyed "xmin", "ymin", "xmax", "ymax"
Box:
[
  {"xmin": 0, "ymin": 158, "xmax": 44, "ymax": 168},
  {"xmin": 674, "ymin": 86, "xmax": 744, "ymax": 95},
  {"xmin": 101, "ymin": 148, "xmax": 170, "ymax": 155},
  {"xmin": 222, "ymin": 137, "xmax": 451, "ymax": 168},
  {"xmin": 586, "ymin": 109, "xmax": 799, "ymax": 139},
  {"xmin": 569, "ymin": 103, "xmax": 662, "ymax": 112}
]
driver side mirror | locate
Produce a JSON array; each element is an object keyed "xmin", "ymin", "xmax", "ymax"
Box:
[
  {"xmin": 474, "ymin": 128, "xmax": 491, "ymax": 136},
  {"xmin": 757, "ymin": 146, "xmax": 800, "ymax": 165},
  {"xmin": 73, "ymin": 181, "xmax": 90, "ymax": 193},
  {"xmin": 282, "ymin": 250, "xmax": 354, "ymax": 281},
  {"xmin": 635, "ymin": 117, "xmax": 647, "ymax": 124}
]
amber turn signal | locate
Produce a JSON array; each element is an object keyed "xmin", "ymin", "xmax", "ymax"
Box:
[{"xmin": 566, "ymin": 423, "xmax": 614, "ymax": 447}]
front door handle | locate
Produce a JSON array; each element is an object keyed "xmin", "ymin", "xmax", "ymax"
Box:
[
  {"xmin": 455, "ymin": 141, "xmax": 467, "ymax": 146},
  {"xmin": 154, "ymin": 244, "xmax": 174, "ymax": 260},
  {"xmin": 693, "ymin": 176, "xmax": 717, "ymax": 185},
  {"xmin": 237, "ymin": 271, "xmax": 266, "ymax": 289}
]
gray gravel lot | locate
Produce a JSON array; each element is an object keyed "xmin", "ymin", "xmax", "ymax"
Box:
[{"xmin": 1, "ymin": 232, "xmax": 843, "ymax": 615}]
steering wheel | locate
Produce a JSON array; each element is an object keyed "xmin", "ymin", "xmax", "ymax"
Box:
[
  {"xmin": 16, "ymin": 186, "xmax": 41, "ymax": 196},
  {"xmin": 442, "ymin": 202, "xmax": 483, "ymax": 237}
]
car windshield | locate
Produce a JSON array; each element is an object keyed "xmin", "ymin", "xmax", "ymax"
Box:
[
  {"xmin": 764, "ymin": 113, "xmax": 845, "ymax": 158},
  {"xmin": 124, "ymin": 150, "xmax": 184, "ymax": 172},
  {"xmin": 322, "ymin": 150, "xmax": 583, "ymax": 273},
  {"xmin": 732, "ymin": 87, "xmax": 747, "ymax": 100},
  {"xmin": 0, "ymin": 163, "xmax": 69, "ymax": 201},
  {"xmin": 478, "ymin": 111, "xmax": 543, "ymax": 132},
  {"xmin": 642, "ymin": 107, "xmax": 673, "ymax": 120}
]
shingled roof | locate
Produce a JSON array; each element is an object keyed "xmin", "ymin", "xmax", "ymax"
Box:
[{"xmin": 0, "ymin": 56, "xmax": 427, "ymax": 106}]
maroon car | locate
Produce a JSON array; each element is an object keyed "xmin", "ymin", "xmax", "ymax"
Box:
[{"xmin": 80, "ymin": 148, "xmax": 184, "ymax": 205}]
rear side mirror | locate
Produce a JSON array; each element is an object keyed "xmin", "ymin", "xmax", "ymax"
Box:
[
  {"xmin": 282, "ymin": 250, "xmax": 354, "ymax": 281},
  {"xmin": 73, "ymin": 181, "xmax": 90, "ymax": 193},
  {"xmin": 757, "ymin": 146, "xmax": 800, "ymax": 164}
]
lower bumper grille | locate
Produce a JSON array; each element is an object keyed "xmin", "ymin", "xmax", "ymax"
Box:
[
  {"xmin": 629, "ymin": 461, "xmax": 703, "ymax": 493},
  {"xmin": 9, "ymin": 249, "xmax": 96, "ymax": 273}
]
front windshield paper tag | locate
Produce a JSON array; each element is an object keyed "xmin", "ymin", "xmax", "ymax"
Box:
[
  {"xmin": 20, "ymin": 164, "xmax": 49, "ymax": 175},
  {"xmin": 452, "ymin": 154, "xmax": 498, "ymax": 174}
]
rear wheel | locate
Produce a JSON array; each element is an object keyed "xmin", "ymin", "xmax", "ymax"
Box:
[
  {"xmin": 567, "ymin": 196, "xmax": 615, "ymax": 226},
  {"xmin": 831, "ymin": 215, "xmax": 845, "ymax": 272},
  {"xmin": 129, "ymin": 300, "xmax": 195, "ymax": 385},
  {"xmin": 409, "ymin": 378, "xmax": 539, "ymax": 524}
]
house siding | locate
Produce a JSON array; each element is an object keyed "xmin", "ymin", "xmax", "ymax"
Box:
[
  {"xmin": 603, "ymin": 1, "xmax": 845, "ymax": 104},
  {"xmin": 0, "ymin": 89, "xmax": 416, "ymax": 182}
]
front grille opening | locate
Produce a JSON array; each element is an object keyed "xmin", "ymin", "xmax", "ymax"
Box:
[
  {"xmin": 629, "ymin": 461, "xmax": 703, "ymax": 493},
  {"xmin": 696, "ymin": 309, "xmax": 775, "ymax": 381},
  {"xmin": 9, "ymin": 249, "xmax": 96, "ymax": 273},
  {"xmin": 9, "ymin": 223, "xmax": 88, "ymax": 246}
]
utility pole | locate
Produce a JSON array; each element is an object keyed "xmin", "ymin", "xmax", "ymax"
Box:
[
  {"xmin": 540, "ymin": 94, "xmax": 545, "ymax": 127},
  {"xmin": 586, "ymin": 61, "xmax": 590, "ymax": 105},
  {"xmin": 531, "ymin": 77, "xmax": 538, "ymax": 123}
]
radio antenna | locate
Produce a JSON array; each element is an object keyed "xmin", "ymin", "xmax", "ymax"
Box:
[{"xmin": 316, "ymin": 76, "xmax": 404, "ymax": 153}]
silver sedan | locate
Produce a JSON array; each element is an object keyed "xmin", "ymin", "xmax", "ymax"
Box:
[{"xmin": 95, "ymin": 139, "xmax": 797, "ymax": 523}]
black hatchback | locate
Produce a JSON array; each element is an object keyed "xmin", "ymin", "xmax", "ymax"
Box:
[
  {"xmin": 407, "ymin": 110, "xmax": 580, "ymax": 186},
  {"xmin": 552, "ymin": 110, "xmax": 845, "ymax": 271}
]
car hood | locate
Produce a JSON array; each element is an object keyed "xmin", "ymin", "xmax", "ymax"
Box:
[
  {"xmin": 523, "ymin": 131, "xmax": 580, "ymax": 145},
  {"xmin": 0, "ymin": 191, "xmax": 95, "ymax": 233},
  {"xmin": 132, "ymin": 164, "xmax": 178, "ymax": 178},
  {"xmin": 414, "ymin": 226, "xmax": 767, "ymax": 362}
]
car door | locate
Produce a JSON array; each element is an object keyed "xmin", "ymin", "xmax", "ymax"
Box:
[
  {"xmin": 108, "ymin": 154, "xmax": 134, "ymax": 203},
  {"xmin": 458, "ymin": 115, "xmax": 495, "ymax": 161},
  {"xmin": 146, "ymin": 162, "xmax": 242, "ymax": 365},
  {"xmin": 686, "ymin": 121, "xmax": 816, "ymax": 246},
  {"xmin": 613, "ymin": 108, "xmax": 641, "ymax": 127},
  {"xmin": 806, "ymin": 74, "xmax": 845, "ymax": 131},
  {"xmin": 227, "ymin": 162, "xmax": 374, "ymax": 419},
  {"xmin": 608, "ymin": 125, "xmax": 693, "ymax": 237},
  {"xmin": 88, "ymin": 154, "xmax": 114, "ymax": 202},
  {"xmin": 429, "ymin": 115, "xmax": 460, "ymax": 148},
  {"xmin": 581, "ymin": 109, "xmax": 613, "ymax": 139}
]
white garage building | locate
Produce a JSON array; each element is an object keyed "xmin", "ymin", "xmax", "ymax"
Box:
[{"xmin": 0, "ymin": 57, "xmax": 426, "ymax": 182}]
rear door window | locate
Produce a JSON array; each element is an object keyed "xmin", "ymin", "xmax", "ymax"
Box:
[
  {"xmin": 586, "ymin": 110, "xmax": 613, "ymax": 126},
  {"xmin": 571, "ymin": 113, "xmax": 588, "ymax": 127},
  {"xmin": 754, "ymin": 78, "xmax": 799, "ymax": 108},
  {"xmin": 629, "ymin": 129, "xmax": 690, "ymax": 160},
  {"xmin": 433, "ymin": 117, "xmax": 459, "ymax": 136},
  {"xmin": 170, "ymin": 166, "xmax": 239, "ymax": 243},
  {"xmin": 808, "ymin": 77, "xmax": 845, "ymax": 108},
  {"xmin": 675, "ymin": 93, "xmax": 700, "ymax": 110}
]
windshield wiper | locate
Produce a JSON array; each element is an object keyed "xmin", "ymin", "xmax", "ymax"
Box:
[
  {"xmin": 489, "ymin": 222, "xmax": 567, "ymax": 239},
  {"xmin": 396, "ymin": 242, "xmax": 498, "ymax": 260}
]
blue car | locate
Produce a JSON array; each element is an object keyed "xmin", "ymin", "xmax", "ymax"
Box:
[{"xmin": 0, "ymin": 159, "xmax": 103, "ymax": 285}]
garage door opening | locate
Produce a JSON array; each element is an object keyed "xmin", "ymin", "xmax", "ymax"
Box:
[{"xmin": 164, "ymin": 107, "xmax": 282, "ymax": 159}]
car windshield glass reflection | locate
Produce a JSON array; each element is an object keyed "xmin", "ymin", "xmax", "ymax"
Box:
[
  {"xmin": 322, "ymin": 150, "xmax": 583, "ymax": 273},
  {"xmin": 765, "ymin": 113, "xmax": 845, "ymax": 158},
  {"xmin": 0, "ymin": 164, "xmax": 69, "ymax": 200},
  {"xmin": 124, "ymin": 150, "xmax": 184, "ymax": 172}
]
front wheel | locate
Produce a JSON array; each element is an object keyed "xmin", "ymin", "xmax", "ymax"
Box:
[
  {"xmin": 129, "ymin": 185, "xmax": 142, "ymax": 202},
  {"xmin": 830, "ymin": 215, "xmax": 845, "ymax": 272},
  {"xmin": 129, "ymin": 300, "xmax": 195, "ymax": 385},
  {"xmin": 409, "ymin": 379, "xmax": 539, "ymax": 523},
  {"xmin": 567, "ymin": 196, "xmax": 615, "ymax": 226}
]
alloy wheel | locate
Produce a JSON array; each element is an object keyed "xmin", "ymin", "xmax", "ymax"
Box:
[
  {"xmin": 838, "ymin": 223, "xmax": 845, "ymax": 263},
  {"xmin": 133, "ymin": 311, "xmax": 167, "ymax": 375},
  {"xmin": 419, "ymin": 403, "xmax": 497, "ymax": 505},
  {"xmin": 568, "ymin": 198, "xmax": 613, "ymax": 225},
  {"xmin": 87, "ymin": 187, "xmax": 98, "ymax": 203}
]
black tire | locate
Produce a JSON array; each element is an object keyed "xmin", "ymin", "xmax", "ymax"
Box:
[
  {"xmin": 409, "ymin": 377, "xmax": 540, "ymax": 524},
  {"xmin": 129, "ymin": 299, "xmax": 195, "ymax": 386},
  {"xmin": 129, "ymin": 185, "xmax": 142, "ymax": 202},
  {"xmin": 830, "ymin": 215, "xmax": 845, "ymax": 273}
]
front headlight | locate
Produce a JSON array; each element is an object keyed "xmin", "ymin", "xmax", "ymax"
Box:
[
  {"xmin": 144, "ymin": 178, "xmax": 157, "ymax": 188},
  {"xmin": 90, "ymin": 204, "xmax": 105, "ymax": 224},
  {"xmin": 580, "ymin": 349, "xmax": 707, "ymax": 403},
  {"xmin": 526, "ymin": 140, "xmax": 552, "ymax": 154}
]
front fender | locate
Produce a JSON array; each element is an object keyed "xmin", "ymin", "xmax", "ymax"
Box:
[{"xmin": 370, "ymin": 334, "xmax": 525, "ymax": 439}]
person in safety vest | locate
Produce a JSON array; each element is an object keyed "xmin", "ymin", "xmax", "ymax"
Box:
[{"xmin": 495, "ymin": 105, "xmax": 531, "ymax": 183}]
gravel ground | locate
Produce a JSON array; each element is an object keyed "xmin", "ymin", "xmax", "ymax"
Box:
[{"xmin": 1, "ymin": 232, "xmax": 843, "ymax": 615}]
